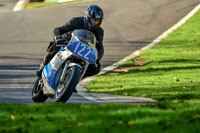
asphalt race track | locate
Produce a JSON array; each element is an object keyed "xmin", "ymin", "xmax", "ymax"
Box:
[{"xmin": 0, "ymin": 0, "xmax": 199, "ymax": 103}]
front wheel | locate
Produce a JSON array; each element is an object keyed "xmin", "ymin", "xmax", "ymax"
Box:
[
  {"xmin": 32, "ymin": 77, "xmax": 48, "ymax": 103},
  {"xmin": 54, "ymin": 65, "xmax": 81, "ymax": 102}
]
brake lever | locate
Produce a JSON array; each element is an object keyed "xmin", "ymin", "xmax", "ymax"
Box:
[{"xmin": 56, "ymin": 41, "xmax": 69, "ymax": 47}]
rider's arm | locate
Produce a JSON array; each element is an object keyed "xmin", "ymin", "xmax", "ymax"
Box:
[
  {"xmin": 96, "ymin": 28, "xmax": 104, "ymax": 62},
  {"xmin": 53, "ymin": 17, "xmax": 81, "ymax": 39}
]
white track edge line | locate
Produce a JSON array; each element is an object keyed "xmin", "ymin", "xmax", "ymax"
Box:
[
  {"xmin": 13, "ymin": 0, "xmax": 29, "ymax": 12},
  {"xmin": 77, "ymin": 4, "xmax": 200, "ymax": 102}
]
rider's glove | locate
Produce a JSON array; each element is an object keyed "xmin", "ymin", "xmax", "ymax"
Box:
[{"xmin": 54, "ymin": 35, "xmax": 66, "ymax": 44}]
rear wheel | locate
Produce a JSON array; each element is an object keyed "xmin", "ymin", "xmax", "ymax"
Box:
[
  {"xmin": 54, "ymin": 65, "xmax": 81, "ymax": 102},
  {"xmin": 32, "ymin": 77, "xmax": 48, "ymax": 103}
]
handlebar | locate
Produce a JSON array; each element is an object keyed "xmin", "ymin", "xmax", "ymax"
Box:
[{"xmin": 56, "ymin": 40, "xmax": 69, "ymax": 47}]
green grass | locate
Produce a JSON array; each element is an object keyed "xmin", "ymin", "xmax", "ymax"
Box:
[
  {"xmin": 25, "ymin": 2, "xmax": 60, "ymax": 9},
  {"xmin": 1, "ymin": 102, "xmax": 200, "ymax": 133},
  {"xmin": 2, "ymin": 4, "xmax": 200, "ymax": 133},
  {"xmin": 86, "ymin": 11, "xmax": 200, "ymax": 102},
  {"xmin": 25, "ymin": 0, "xmax": 89, "ymax": 9}
]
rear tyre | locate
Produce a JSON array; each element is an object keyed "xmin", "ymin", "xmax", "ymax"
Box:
[
  {"xmin": 54, "ymin": 65, "xmax": 81, "ymax": 102},
  {"xmin": 32, "ymin": 77, "xmax": 48, "ymax": 103}
]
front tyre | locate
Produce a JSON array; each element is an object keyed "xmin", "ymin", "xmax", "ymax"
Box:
[
  {"xmin": 32, "ymin": 77, "xmax": 48, "ymax": 103},
  {"xmin": 54, "ymin": 65, "xmax": 81, "ymax": 102}
]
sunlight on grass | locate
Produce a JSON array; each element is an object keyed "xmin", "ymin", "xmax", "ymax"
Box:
[
  {"xmin": 25, "ymin": 0, "xmax": 90, "ymax": 9},
  {"xmin": 87, "ymin": 10, "xmax": 200, "ymax": 102}
]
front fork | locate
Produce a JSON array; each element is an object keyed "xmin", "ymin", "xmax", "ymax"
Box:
[
  {"xmin": 59, "ymin": 61, "xmax": 89, "ymax": 83},
  {"xmin": 79, "ymin": 62, "xmax": 89, "ymax": 81},
  {"xmin": 59, "ymin": 61, "xmax": 70, "ymax": 83}
]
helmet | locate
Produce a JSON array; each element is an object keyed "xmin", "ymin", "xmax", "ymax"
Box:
[{"xmin": 84, "ymin": 5, "xmax": 104, "ymax": 28}]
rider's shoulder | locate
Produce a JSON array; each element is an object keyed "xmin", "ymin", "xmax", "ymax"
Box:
[
  {"xmin": 98, "ymin": 27, "xmax": 104, "ymax": 32},
  {"xmin": 96, "ymin": 27, "xmax": 104, "ymax": 35},
  {"xmin": 69, "ymin": 16, "xmax": 84, "ymax": 23},
  {"xmin": 67, "ymin": 16, "xmax": 84, "ymax": 26}
]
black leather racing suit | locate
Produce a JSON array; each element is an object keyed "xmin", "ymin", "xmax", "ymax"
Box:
[{"xmin": 44, "ymin": 16, "xmax": 104, "ymax": 77}]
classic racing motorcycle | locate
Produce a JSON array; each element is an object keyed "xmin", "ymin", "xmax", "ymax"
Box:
[{"xmin": 32, "ymin": 29, "xmax": 98, "ymax": 103}]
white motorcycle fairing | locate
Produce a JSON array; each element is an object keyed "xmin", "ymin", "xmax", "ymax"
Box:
[
  {"xmin": 32, "ymin": 29, "xmax": 98, "ymax": 102},
  {"xmin": 42, "ymin": 49, "xmax": 72, "ymax": 97}
]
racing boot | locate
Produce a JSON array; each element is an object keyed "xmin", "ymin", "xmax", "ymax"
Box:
[
  {"xmin": 36, "ymin": 63, "xmax": 45, "ymax": 77},
  {"xmin": 36, "ymin": 55, "xmax": 50, "ymax": 77}
]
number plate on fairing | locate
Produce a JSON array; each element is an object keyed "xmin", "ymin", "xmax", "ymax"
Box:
[{"xmin": 67, "ymin": 41, "xmax": 97, "ymax": 63}]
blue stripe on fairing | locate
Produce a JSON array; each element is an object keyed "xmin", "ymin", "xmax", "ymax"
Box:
[
  {"xmin": 59, "ymin": 47, "xmax": 65, "ymax": 51},
  {"xmin": 43, "ymin": 63, "xmax": 57, "ymax": 90}
]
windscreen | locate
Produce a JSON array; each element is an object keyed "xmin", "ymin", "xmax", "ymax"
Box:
[{"xmin": 72, "ymin": 29, "xmax": 96, "ymax": 47}]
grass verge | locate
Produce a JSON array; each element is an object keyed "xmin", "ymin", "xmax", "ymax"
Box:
[
  {"xmin": 25, "ymin": 0, "xmax": 89, "ymax": 9},
  {"xmin": 87, "ymin": 10, "xmax": 200, "ymax": 102},
  {"xmin": 1, "ymin": 102, "xmax": 200, "ymax": 133},
  {"xmin": 1, "ymin": 5, "xmax": 200, "ymax": 133}
]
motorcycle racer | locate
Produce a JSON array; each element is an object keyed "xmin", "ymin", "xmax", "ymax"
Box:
[{"xmin": 36, "ymin": 4, "xmax": 104, "ymax": 79}]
